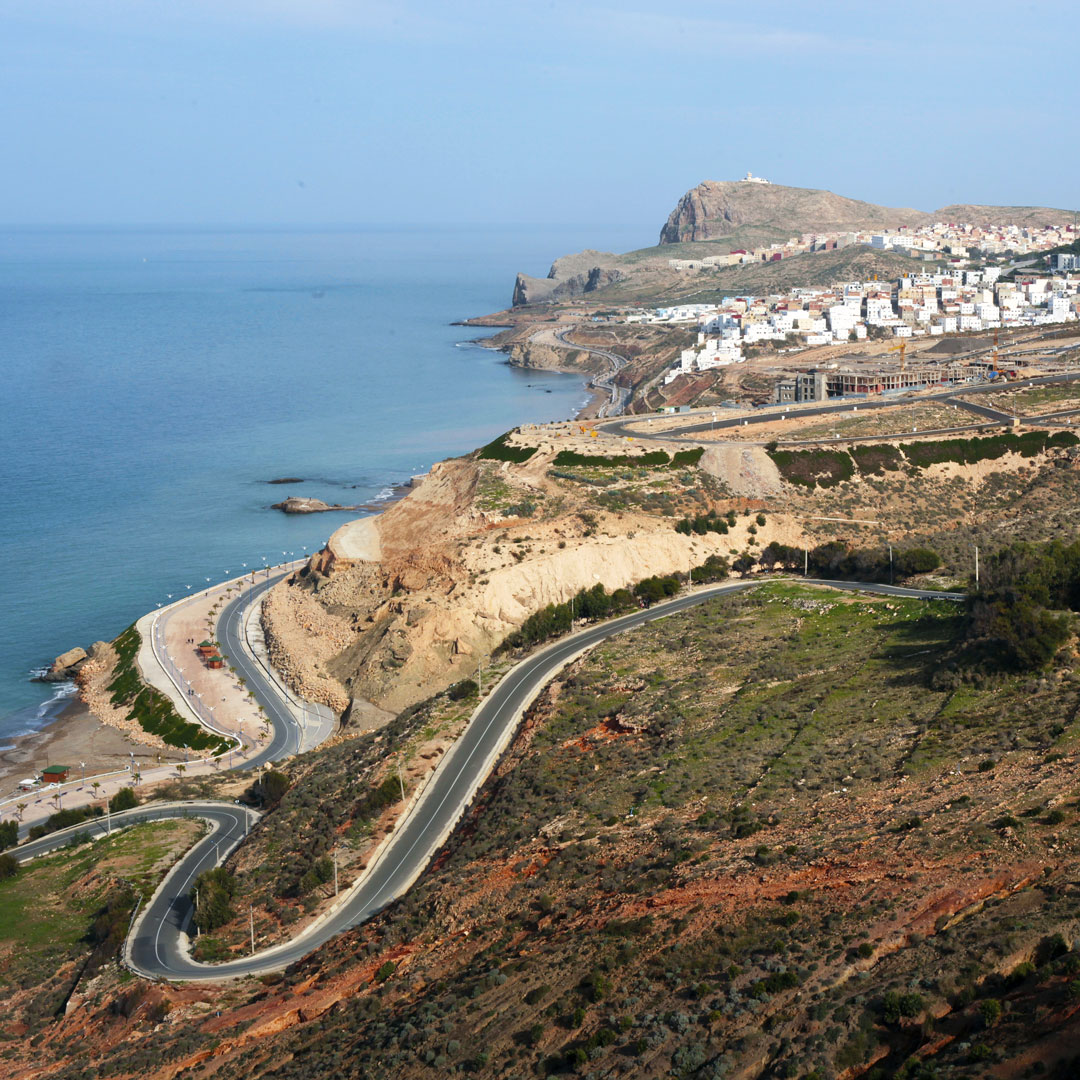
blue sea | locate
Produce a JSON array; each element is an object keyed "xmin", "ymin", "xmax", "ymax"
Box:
[{"xmin": 0, "ymin": 224, "xmax": 651, "ymax": 746}]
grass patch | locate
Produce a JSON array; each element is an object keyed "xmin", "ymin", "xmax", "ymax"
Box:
[{"xmin": 108, "ymin": 626, "xmax": 229, "ymax": 753}]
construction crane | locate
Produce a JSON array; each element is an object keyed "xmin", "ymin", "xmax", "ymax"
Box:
[{"xmin": 887, "ymin": 338, "xmax": 907, "ymax": 373}]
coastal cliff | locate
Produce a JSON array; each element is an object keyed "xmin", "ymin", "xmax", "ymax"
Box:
[{"xmin": 658, "ymin": 180, "xmax": 928, "ymax": 243}]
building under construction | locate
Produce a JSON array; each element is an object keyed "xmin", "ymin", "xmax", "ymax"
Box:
[{"xmin": 773, "ymin": 355, "xmax": 1011, "ymax": 403}]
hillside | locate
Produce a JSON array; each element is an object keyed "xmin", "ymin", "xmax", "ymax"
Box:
[
  {"xmin": 659, "ymin": 180, "xmax": 929, "ymax": 243},
  {"xmin": 508, "ymin": 182, "xmax": 1077, "ymax": 309},
  {"xmin": 11, "ymin": 580, "xmax": 1080, "ymax": 1080}
]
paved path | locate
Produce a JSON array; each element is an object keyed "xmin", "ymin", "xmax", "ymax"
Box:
[
  {"xmin": 61, "ymin": 577, "xmax": 961, "ymax": 981},
  {"xmin": 554, "ymin": 328, "xmax": 629, "ymax": 417}
]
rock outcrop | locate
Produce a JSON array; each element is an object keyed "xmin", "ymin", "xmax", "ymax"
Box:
[
  {"xmin": 271, "ymin": 497, "xmax": 360, "ymax": 514},
  {"xmin": 658, "ymin": 180, "xmax": 1077, "ymax": 244},
  {"xmin": 659, "ymin": 180, "xmax": 929, "ymax": 244},
  {"xmin": 38, "ymin": 645, "xmax": 90, "ymax": 682},
  {"xmin": 512, "ymin": 249, "xmax": 624, "ymax": 306}
]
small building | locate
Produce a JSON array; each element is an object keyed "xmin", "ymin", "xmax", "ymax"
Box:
[
  {"xmin": 41, "ymin": 765, "xmax": 69, "ymax": 783},
  {"xmin": 206, "ymin": 654, "xmax": 225, "ymax": 670},
  {"xmin": 197, "ymin": 640, "xmax": 216, "ymax": 658}
]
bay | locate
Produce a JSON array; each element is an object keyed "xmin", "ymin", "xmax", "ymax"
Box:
[{"xmin": 0, "ymin": 223, "xmax": 650, "ymax": 742}]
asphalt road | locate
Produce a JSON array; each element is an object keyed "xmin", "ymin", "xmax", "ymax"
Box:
[
  {"xmin": 83, "ymin": 576, "xmax": 961, "ymax": 981},
  {"xmin": 602, "ymin": 370, "xmax": 1080, "ymax": 442},
  {"xmin": 218, "ymin": 572, "xmax": 303, "ymax": 769},
  {"xmin": 13, "ymin": 800, "xmax": 257, "ymax": 979},
  {"xmin": 556, "ymin": 328, "xmax": 629, "ymax": 417}
]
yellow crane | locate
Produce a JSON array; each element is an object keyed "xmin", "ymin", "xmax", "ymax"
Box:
[{"xmin": 887, "ymin": 338, "xmax": 907, "ymax": 373}]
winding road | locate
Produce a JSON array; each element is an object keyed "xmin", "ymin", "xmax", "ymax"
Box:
[
  {"xmin": 14, "ymin": 577, "xmax": 962, "ymax": 981},
  {"xmin": 217, "ymin": 573, "xmax": 304, "ymax": 768},
  {"xmin": 555, "ymin": 328, "xmax": 629, "ymax": 417}
]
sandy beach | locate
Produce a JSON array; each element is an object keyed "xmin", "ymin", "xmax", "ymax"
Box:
[{"xmin": 0, "ymin": 697, "xmax": 184, "ymax": 801}]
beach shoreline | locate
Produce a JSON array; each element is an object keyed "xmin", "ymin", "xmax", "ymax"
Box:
[{"xmin": 0, "ymin": 695, "xmax": 185, "ymax": 803}]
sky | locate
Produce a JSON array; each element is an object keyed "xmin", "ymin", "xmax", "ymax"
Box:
[{"xmin": 2, "ymin": 0, "xmax": 1078, "ymax": 230}]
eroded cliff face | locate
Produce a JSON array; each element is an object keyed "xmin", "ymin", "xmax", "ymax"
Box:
[{"xmin": 260, "ymin": 435, "xmax": 800, "ymax": 715}]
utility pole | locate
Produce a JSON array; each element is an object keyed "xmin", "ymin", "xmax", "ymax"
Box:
[
  {"xmin": 804, "ymin": 548, "xmax": 808, "ymax": 576},
  {"xmin": 333, "ymin": 850, "xmax": 339, "ymax": 896},
  {"xmin": 975, "ymin": 545, "xmax": 980, "ymax": 589},
  {"xmin": 888, "ymin": 543, "xmax": 894, "ymax": 586},
  {"xmin": 194, "ymin": 888, "xmax": 199, "ymax": 937},
  {"xmin": 106, "ymin": 801, "xmax": 111, "ymax": 835},
  {"xmin": 249, "ymin": 905, "xmax": 255, "ymax": 955},
  {"xmin": 396, "ymin": 756, "xmax": 406, "ymax": 802}
]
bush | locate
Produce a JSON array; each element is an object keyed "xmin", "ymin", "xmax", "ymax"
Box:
[
  {"xmin": 191, "ymin": 867, "xmax": 238, "ymax": 933},
  {"xmin": 0, "ymin": 820, "xmax": 17, "ymax": 851},
  {"xmin": 979, "ymin": 998, "xmax": 1002, "ymax": 1028},
  {"xmin": 447, "ymin": 679, "xmax": 478, "ymax": 701},
  {"xmin": 257, "ymin": 769, "xmax": 291, "ymax": 807},
  {"xmin": 478, "ymin": 431, "xmax": 537, "ymax": 464},
  {"xmin": 108, "ymin": 787, "xmax": 139, "ymax": 813},
  {"xmin": 553, "ymin": 449, "xmax": 671, "ymax": 468},
  {"xmin": 0, "ymin": 852, "xmax": 18, "ymax": 880},
  {"xmin": 374, "ymin": 960, "xmax": 397, "ymax": 983}
]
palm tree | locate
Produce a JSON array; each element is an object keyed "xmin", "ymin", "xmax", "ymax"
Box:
[
  {"xmin": 91, "ymin": 781, "xmax": 102, "ymax": 801},
  {"xmin": 176, "ymin": 763, "xmax": 187, "ymax": 777},
  {"xmin": 15, "ymin": 802, "xmax": 27, "ymax": 821}
]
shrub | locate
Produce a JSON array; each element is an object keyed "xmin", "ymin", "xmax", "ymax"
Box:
[
  {"xmin": 191, "ymin": 867, "xmax": 238, "ymax": 932},
  {"xmin": 979, "ymin": 998, "xmax": 1002, "ymax": 1028},
  {"xmin": 769, "ymin": 448, "xmax": 855, "ymax": 489},
  {"xmin": 447, "ymin": 678, "xmax": 478, "ymax": 701},
  {"xmin": 0, "ymin": 820, "xmax": 17, "ymax": 851},
  {"xmin": 108, "ymin": 787, "xmax": 139, "ymax": 813},
  {"xmin": 258, "ymin": 770, "xmax": 291, "ymax": 807},
  {"xmin": 374, "ymin": 960, "xmax": 397, "ymax": 983},
  {"xmin": 478, "ymin": 431, "xmax": 537, "ymax": 464},
  {"xmin": 0, "ymin": 852, "xmax": 18, "ymax": 880}
]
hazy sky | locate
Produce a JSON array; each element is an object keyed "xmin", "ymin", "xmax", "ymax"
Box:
[{"xmin": 3, "ymin": 0, "xmax": 1077, "ymax": 229}]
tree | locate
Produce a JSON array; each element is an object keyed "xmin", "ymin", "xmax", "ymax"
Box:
[
  {"xmin": 979, "ymin": 998, "xmax": 1002, "ymax": 1029},
  {"xmin": 15, "ymin": 802, "xmax": 27, "ymax": 822},
  {"xmin": 0, "ymin": 853, "xmax": 18, "ymax": 880},
  {"xmin": 191, "ymin": 867, "xmax": 237, "ymax": 932},
  {"xmin": 732, "ymin": 553, "xmax": 757, "ymax": 577},
  {"xmin": 257, "ymin": 770, "xmax": 290, "ymax": 807},
  {"xmin": 109, "ymin": 787, "xmax": 139, "ymax": 813},
  {"xmin": 91, "ymin": 782, "xmax": 101, "ymax": 801},
  {"xmin": 0, "ymin": 820, "xmax": 17, "ymax": 851}
]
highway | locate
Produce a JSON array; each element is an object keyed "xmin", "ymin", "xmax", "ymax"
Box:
[
  {"xmin": 600, "ymin": 370, "xmax": 1080, "ymax": 442},
  {"xmin": 555, "ymin": 328, "xmax": 629, "ymax": 417},
  {"xmin": 42, "ymin": 577, "xmax": 960, "ymax": 981},
  {"xmin": 218, "ymin": 573, "xmax": 304, "ymax": 769},
  {"xmin": 11, "ymin": 801, "xmax": 258, "ymax": 978}
]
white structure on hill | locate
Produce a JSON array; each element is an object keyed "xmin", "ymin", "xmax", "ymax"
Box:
[{"xmin": 740, "ymin": 171, "xmax": 771, "ymax": 184}]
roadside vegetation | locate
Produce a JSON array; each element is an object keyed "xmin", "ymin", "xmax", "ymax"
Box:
[
  {"xmin": 0, "ymin": 820, "xmax": 203, "ymax": 1033},
  {"xmin": 108, "ymin": 625, "xmax": 230, "ymax": 752},
  {"xmin": 768, "ymin": 429, "xmax": 1079, "ymax": 489},
  {"xmin": 104, "ymin": 579, "xmax": 1079, "ymax": 1080}
]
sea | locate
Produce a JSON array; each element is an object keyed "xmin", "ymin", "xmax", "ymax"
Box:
[{"xmin": 0, "ymin": 223, "xmax": 651, "ymax": 748}]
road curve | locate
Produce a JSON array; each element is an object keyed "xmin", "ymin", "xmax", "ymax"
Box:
[
  {"xmin": 217, "ymin": 573, "xmax": 304, "ymax": 769},
  {"xmin": 11, "ymin": 801, "xmax": 259, "ymax": 978},
  {"xmin": 555, "ymin": 328, "xmax": 628, "ymax": 417},
  {"xmin": 67, "ymin": 577, "xmax": 961, "ymax": 982}
]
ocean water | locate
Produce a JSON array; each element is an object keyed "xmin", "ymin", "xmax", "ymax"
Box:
[{"xmin": 0, "ymin": 224, "xmax": 651, "ymax": 745}]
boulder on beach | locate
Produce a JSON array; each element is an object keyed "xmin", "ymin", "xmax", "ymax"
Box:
[{"xmin": 39, "ymin": 646, "xmax": 89, "ymax": 682}]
